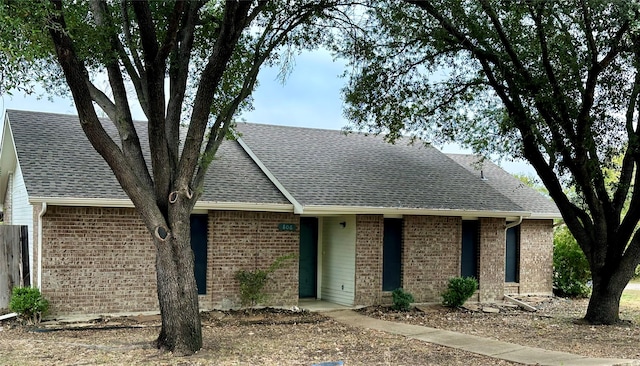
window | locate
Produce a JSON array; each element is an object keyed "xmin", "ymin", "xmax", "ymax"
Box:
[
  {"xmin": 383, "ymin": 218, "xmax": 403, "ymax": 291},
  {"xmin": 461, "ymin": 221, "xmax": 479, "ymax": 279},
  {"xmin": 505, "ymin": 226, "xmax": 520, "ymax": 282}
]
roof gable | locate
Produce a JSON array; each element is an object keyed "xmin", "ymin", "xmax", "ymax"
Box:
[{"xmin": 236, "ymin": 123, "xmax": 528, "ymax": 214}]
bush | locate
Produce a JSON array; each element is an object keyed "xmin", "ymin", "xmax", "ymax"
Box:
[
  {"xmin": 553, "ymin": 225, "xmax": 591, "ymax": 297},
  {"xmin": 391, "ymin": 288, "xmax": 414, "ymax": 311},
  {"xmin": 441, "ymin": 277, "xmax": 478, "ymax": 307},
  {"xmin": 9, "ymin": 286, "xmax": 49, "ymax": 324},
  {"xmin": 235, "ymin": 253, "xmax": 295, "ymax": 308}
]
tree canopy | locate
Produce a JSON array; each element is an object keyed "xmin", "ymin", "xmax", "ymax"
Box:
[
  {"xmin": 338, "ymin": 0, "xmax": 640, "ymax": 324},
  {"xmin": 0, "ymin": 0, "xmax": 350, "ymax": 354}
]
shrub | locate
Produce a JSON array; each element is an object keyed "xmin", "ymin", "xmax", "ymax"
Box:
[
  {"xmin": 391, "ymin": 288, "xmax": 414, "ymax": 311},
  {"xmin": 9, "ymin": 286, "xmax": 49, "ymax": 324},
  {"xmin": 235, "ymin": 253, "xmax": 295, "ymax": 308},
  {"xmin": 441, "ymin": 276, "xmax": 478, "ymax": 307},
  {"xmin": 553, "ymin": 225, "xmax": 591, "ymax": 297}
]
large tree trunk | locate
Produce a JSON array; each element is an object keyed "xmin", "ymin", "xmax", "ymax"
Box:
[
  {"xmin": 584, "ymin": 269, "xmax": 626, "ymax": 324},
  {"xmin": 154, "ymin": 212, "xmax": 202, "ymax": 355}
]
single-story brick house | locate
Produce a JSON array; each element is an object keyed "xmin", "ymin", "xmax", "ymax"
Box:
[{"xmin": 0, "ymin": 109, "xmax": 560, "ymax": 316}]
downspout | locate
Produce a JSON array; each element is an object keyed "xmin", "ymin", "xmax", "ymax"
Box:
[
  {"xmin": 504, "ymin": 215, "xmax": 523, "ymax": 300},
  {"xmin": 505, "ymin": 216, "xmax": 523, "ymax": 231},
  {"xmin": 37, "ymin": 202, "xmax": 47, "ymax": 289}
]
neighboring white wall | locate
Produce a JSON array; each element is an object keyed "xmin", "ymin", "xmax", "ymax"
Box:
[
  {"xmin": 11, "ymin": 163, "xmax": 34, "ymax": 284},
  {"xmin": 320, "ymin": 215, "xmax": 356, "ymax": 306}
]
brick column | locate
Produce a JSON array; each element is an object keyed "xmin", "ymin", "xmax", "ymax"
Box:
[
  {"xmin": 519, "ymin": 219, "xmax": 554, "ymax": 295},
  {"xmin": 354, "ymin": 214, "xmax": 383, "ymax": 306},
  {"xmin": 478, "ymin": 218, "xmax": 506, "ymax": 302}
]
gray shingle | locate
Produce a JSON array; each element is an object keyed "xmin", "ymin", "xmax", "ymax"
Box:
[
  {"xmin": 6, "ymin": 110, "xmax": 288, "ymax": 204},
  {"xmin": 6, "ymin": 110, "xmax": 559, "ymax": 217},
  {"xmin": 446, "ymin": 154, "xmax": 560, "ymax": 217},
  {"xmin": 236, "ymin": 123, "xmax": 526, "ymax": 212}
]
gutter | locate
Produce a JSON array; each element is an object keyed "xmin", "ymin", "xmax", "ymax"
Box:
[
  {"xmin": 303, "ymin": 205, "xmax": 531, "ymax": 219},
  {"xmin": 29, "ymin": 197, "xmax": 294, "ymax": 213},
  {"xmin": 236, "ymin": 137, "xmax": 304, "ymax": 214},
  {"xmin": 37, "ymin": 202, "xmax": 47, "ymax": 289}
]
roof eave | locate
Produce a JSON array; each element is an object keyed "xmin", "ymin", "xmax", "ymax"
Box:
[
  {"xmin": 300, "ymin": 205, "xmax": 532, "ymax": 218},
  {"xmin": 0, "ymin": 113, "xmax": 18, "ymax": 203},
  {"xmin": 28, "ymin": 197, "xmax": 294, "ymax": 213},
  {"xmin": 527, "ymin": 212, "xmax": 563, "ymax": 220},
  {"xmin": 28, "ymin": 197, "xmax": 555, "ymax": 219}
]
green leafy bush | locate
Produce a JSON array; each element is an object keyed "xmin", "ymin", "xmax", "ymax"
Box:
[
  {"xmin": 235, "ymin": 253, "xmax": 295, "ymax": 308},
  {"xmin": 391, "ymin": 288, "xmax": 414, "ymax": 311},
  {"xmin": 9, "ymin": 286, "xmax": 49, "ymax": 324},
  {"xmin": 553, "ymin": 225, "xmax": 591, "ymax": 297},
  {"xmin": 441, "ymin": 277, "xmax": 478, "ymax": 307}
]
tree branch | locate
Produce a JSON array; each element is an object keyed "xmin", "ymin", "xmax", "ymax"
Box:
[
  {"xmin": 119, "ymin": 0, "xmax": 149, "ymax": 116},
  {"xmin": 166, "ymin": 2, "xmax": 203, "ymax": 175},
  {"xmin": 176, "ymin": 1, "xmax": 259, "ymax": 193},
  {"xmin": 89, "ymin": 0, "xmax": 154, "ymax": 191},
  {"xmin": 192, "ymin": 2, "xmax": 323, "ymax": 192},
  {"xmin": 47, "ymin": 0, "xmax": 165, "ymax": 234},
  {"xmin": 132, "ymin": 1, "xmax": 172, "ymax": 209}
]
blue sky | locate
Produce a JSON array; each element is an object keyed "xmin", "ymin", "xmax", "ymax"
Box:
[{"xmin": 0, "ymin": 49, "xmax": 534, "ymax": 176}]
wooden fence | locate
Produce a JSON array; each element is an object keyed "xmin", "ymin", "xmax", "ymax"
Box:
[{"xmin": 0, "ymin": 225, "xmax": 29, "ymax": 309}]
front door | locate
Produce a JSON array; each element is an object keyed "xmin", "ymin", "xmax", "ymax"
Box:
[{"xmin": 299, "ymin": 217, "xmax": 318, "ymax": 298}]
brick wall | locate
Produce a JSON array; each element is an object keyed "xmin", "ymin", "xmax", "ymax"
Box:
[
  {"xmin": 478, "ymin": 218, "xmax": 505, "ymax": 302},
  {"xmin": 208, "ymin": 211, "xmax": 299, "ymax": 309},
  {"xmin": 518, "ymin": 219, "xmax": 554, "ymax": 295},
  {"xmin": 41, "ymin": 206, "xmax": 157, "ymax": 316},
  {"xmin": 354, "ymin": 214, "xmax": 383, "ymax": 306},
  {"xmin": 403, "ymin": 215, "xmax": 461, "ymax": 302}
]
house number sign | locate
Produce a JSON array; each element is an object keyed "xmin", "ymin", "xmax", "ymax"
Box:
[{"xmin": 278, "ymin": 223, "xmax": 297, "ymax": 231}]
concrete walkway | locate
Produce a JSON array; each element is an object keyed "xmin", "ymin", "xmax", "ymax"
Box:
[{"xmin": 325, "ymin": 310, "xmax": 639, "ymax": 366}]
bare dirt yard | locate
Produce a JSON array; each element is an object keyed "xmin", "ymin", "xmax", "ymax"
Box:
[
  {"xmin": 1, "ymin": 293, "xmax": 639, "ymax": 365},
  {"xmin": 359, "ymin": 294, "xmax": 640, "ymax": 361},
  {"xmin": 0, "ymin": 308, "xmax": 517, "ymax": 366}
]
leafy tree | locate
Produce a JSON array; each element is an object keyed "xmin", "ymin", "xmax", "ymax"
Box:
[
  {"xmin": 515, "ymin": 173, "xmax": 549, "ymax": 196},
  {"xmin": 0, "ymin": 0, "xmax": 346, "ymax": 354},
  {"xmin": 338, "ymin": 0, "xmax": 640, "ymax": 324},
  {"xmin": 553, "ymin": 225, "xmax": 592, "ymax": 297}
]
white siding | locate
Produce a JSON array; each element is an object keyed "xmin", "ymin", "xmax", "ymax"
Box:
[
  {"xmin": 320, "ymin": 215, "xmax": 356, "ymax": 306},
  {"xmin": 11, "ymin": 164, "xmax": 34, "ymax": 284}
]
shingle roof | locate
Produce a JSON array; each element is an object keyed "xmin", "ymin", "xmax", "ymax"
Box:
[
  {"xmin": 5, "ymin": 110, "xmax": 288, "ymax": 205},
  {"xmin": 446, "ymin": 154, "xmax": 560, "ymax": 217},
  {"xmin": 236, "ymin": 123, "xmax": 530, "ymax": 213},
  {"xmin": 3, "ymin": 110, "xmax": 559, "ymax": 217}
]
